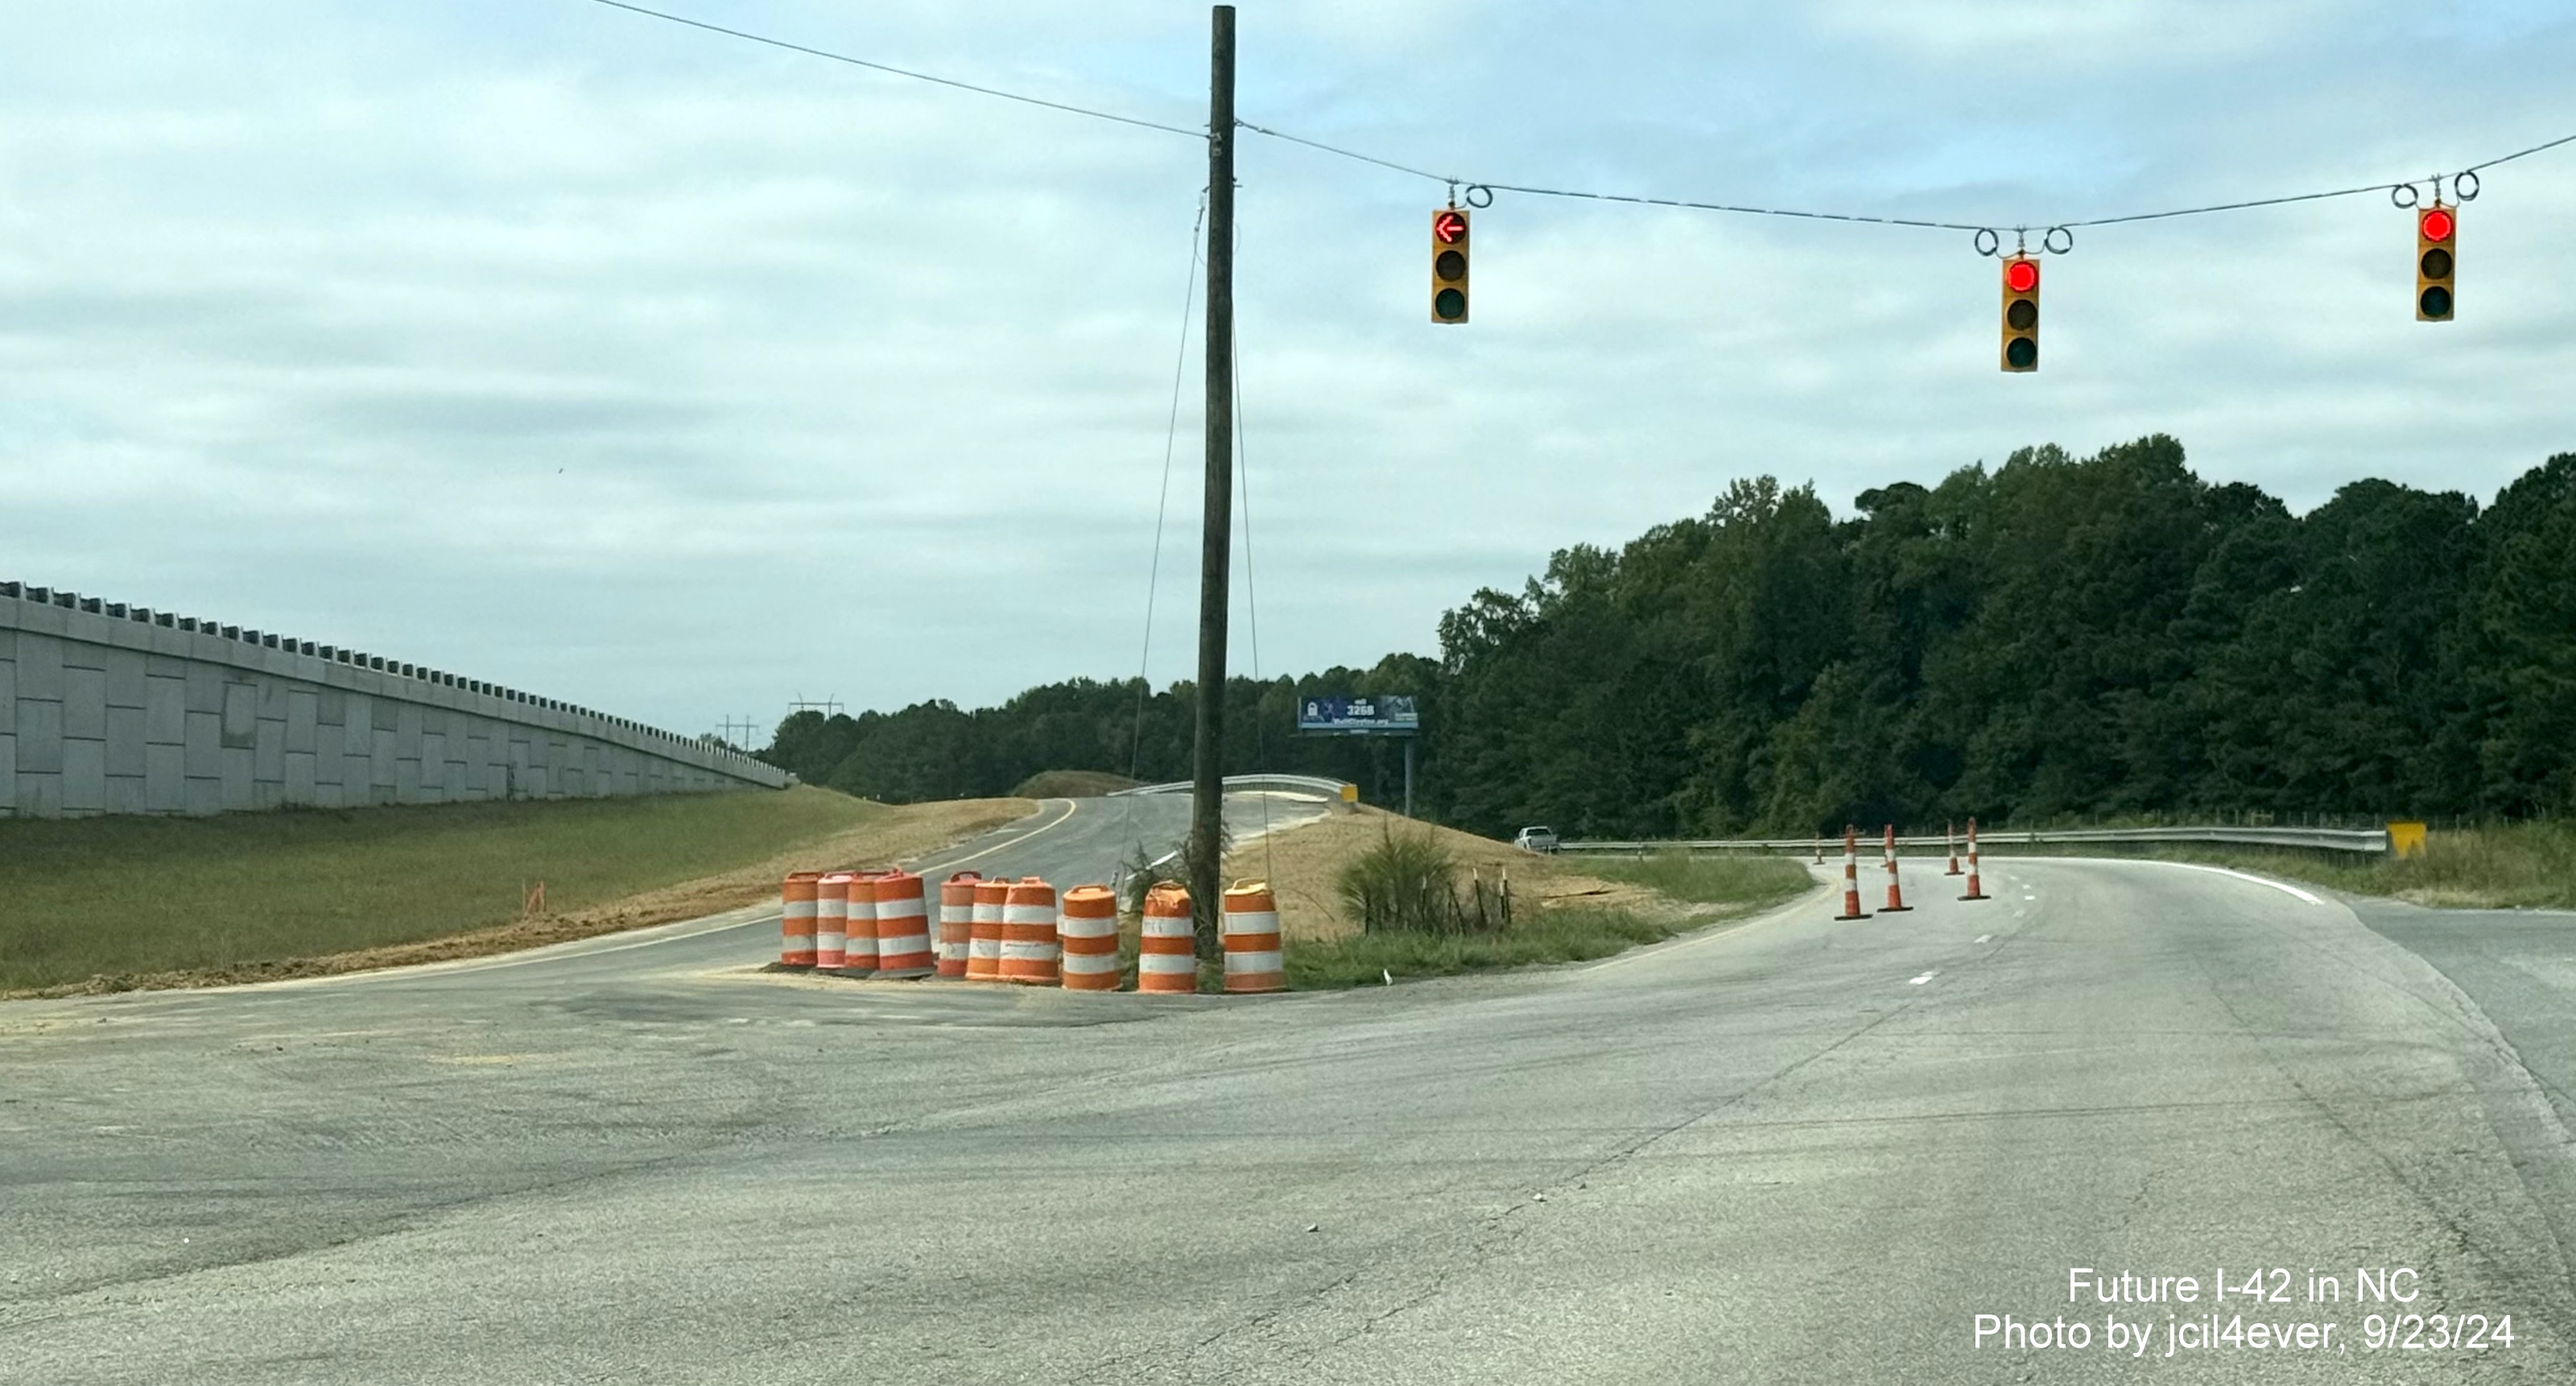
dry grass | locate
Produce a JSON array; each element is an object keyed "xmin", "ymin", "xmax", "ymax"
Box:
[
  {"xmin": 1, "ymin": 789, "xmax": 1031, "ymax": 997},
  {"xmin": 1221, "ymin": 803, "xmax": 1670, "ymax": 943}
]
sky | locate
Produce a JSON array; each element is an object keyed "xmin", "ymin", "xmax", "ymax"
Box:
[{"xmin": 3, "ymin": 1, "xmax": 2571, "ymax": 740}]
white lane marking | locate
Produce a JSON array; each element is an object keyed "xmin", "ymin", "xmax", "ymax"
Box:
[
  {"xmin": 919, "ymin": 798, "xmax": 1082, "ymax": 872},
  {"xmin": 1909, "ymin": 970, "xmax": 1938, "ymax": 985},
  {"xmin": 2152, "ymin": 860, "xmax": 2325, "ymax": 905},
  {"xmin": 1974, "ymin": 934, "xmax": 1992, "ymax": 944}
]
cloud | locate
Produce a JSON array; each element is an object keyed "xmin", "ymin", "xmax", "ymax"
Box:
[{"xmin": 1, "ymin": 0, "xmax": 2571, "ymax": 736}]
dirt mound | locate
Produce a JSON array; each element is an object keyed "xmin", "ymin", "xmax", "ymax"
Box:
[{"xmin": 1222, "ymin": 804, "xmax": 1660, "ymax": 943}]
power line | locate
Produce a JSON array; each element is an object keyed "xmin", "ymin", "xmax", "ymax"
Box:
[
  {"xmin": 1245, "ymin": 121, "xmax": 2576, "ymax": 241},
  {"xmin": 586, "ymin": 0, "xmax": 1205, "ymax": 140},
  {"xmin": 581, "ymin": 2, "xmax": 2571, "ymax": 244}
]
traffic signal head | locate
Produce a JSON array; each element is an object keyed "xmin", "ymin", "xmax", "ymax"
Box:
[
  {"xmin": 2000, "ymin": 254, "xmax": 2039, "ymax": 372},
  {"xmin": 1431, "ymin": 208, "xmax": 1470, "ymax": 324},
  {"xmin": 2416, "ymin": 204, "xmax": 2455, "ymax": 321}
]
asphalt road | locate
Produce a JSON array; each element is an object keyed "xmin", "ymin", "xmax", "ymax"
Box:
[{"xmin": 5, "ymin": 839, "xmax": 2574, "ymax": 1384}]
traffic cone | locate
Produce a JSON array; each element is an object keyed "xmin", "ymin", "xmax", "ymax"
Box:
[
  {"xmin": 1960, "ymin": 817, "xmax": 1990, "ymax": 901},
  {"xmin": 1879, "ymin": 823, "xmax": 1913, "ymax": 913},
  {"xmin": 1834, "ymin": 826, "xmax": 1870, "ymax": 921},
  {"xmin": 1945, "ymin": 820, "xmax": 1963, "ymax": 876},
  {"xmin": 1813, "ymin": 835, "xmax": 1824, "ymax": 866}
]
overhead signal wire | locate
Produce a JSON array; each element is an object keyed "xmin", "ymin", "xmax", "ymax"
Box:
[
  {"xmin": 587, "ymin": 0, "xmax": 1204, "ymax": 139},
  {"xmin": 584, "ymin": 2, "xmax": 2572, "ymax": 245}
]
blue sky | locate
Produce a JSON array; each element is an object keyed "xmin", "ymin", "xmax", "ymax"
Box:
[{"xmin": 3, "ymin": 2, "xmax": 2570, "ymax": 737}]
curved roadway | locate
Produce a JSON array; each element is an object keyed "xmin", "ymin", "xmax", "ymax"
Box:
[{"xmin": 4, "ymin": 839, "xmax": 2574, "ymax": 1383}]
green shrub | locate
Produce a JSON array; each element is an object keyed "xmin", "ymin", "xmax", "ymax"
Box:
[{"xmin": 1335, "ymin": 827, "xmax": 1512, "ymax": 934}]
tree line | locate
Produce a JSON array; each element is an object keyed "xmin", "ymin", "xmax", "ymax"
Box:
[{"xmin": 762, "ymin": 436, "xmax": 2576, "ymax": 839}]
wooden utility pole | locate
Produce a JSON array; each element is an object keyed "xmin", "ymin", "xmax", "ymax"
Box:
[{"xmin": 1189, "ymin": 5, "xmax": 1236, "ymax": 943}]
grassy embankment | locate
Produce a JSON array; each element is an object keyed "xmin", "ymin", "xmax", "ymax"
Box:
[
  {"xmin": 0, "ymin": 786, "xmax": 1030, "ymax": 996},
  {"xmin": 1219, "ymin": 805, "xmax": 1816, "ymax": 989},
  {"xmin": 1986, "ymin": 820, "xmax": 2576, "ymax": 910},
  {"xmin": 1010, "ymin": 769, "xmax": 1144, "ymax": 798}
]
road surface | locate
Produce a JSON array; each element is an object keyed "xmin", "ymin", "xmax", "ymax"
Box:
[{"xmin": 4, "ymin": 839, "xmax": 2573, "ymax": 1383}]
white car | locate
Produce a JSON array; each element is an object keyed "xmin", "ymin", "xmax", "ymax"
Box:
[{"xmin": 1513, "ymin": 826, "xmax": 1560, "ymax": 854}]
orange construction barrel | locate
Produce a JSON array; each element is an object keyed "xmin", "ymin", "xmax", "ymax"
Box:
[
  {"xmin": 780, "ymin": 871, "xmax": 821, "ymax": 967},
  {"xmin": 815, "ymin": 871, "xmax": 852, "ymax": 971},
  {"xmin": 1221, "ymin": 880, "xmax": 1284, "ymax": 993},
  {"xmin": 999, "ymin": 878, "xmax": 1061, "ymax": 986},
  {"xmin": 1137, "ymin": 884, "xmax": 1196, "ymax": 994},
  {"xmin": 967, "ymin": 877, "xmax": 1009, "ymax": 982},
  {"xmin": 874, "ymin": 871, "xmax": 935, "ymax": 979},
  {"xmin": 937, "ymin": 872, "xmax": 980, "ymax": 978},
  {"xmin": 1058, "ymin": 885, "xmax": 1121, "ymax": 992}
]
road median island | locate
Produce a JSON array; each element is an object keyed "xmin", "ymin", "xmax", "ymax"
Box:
[
  {"xmin": 1220, "ymin": 806, "xmax": 1818, "ymax": 988},
  {"xmin": 0, "ymin": 786, "xmax": 1035, "ymax": 998}
]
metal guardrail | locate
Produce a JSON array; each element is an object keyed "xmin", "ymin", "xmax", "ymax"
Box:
[
  {"xmin": 1110, "ymin": 773, "xmax": 1355, "ymax": 800},
  {"xmin": 1556, "ymin": 824, "xmax": 2393, "ymax": 856}
]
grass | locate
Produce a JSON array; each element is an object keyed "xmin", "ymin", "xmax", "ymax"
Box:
[
  {"xmin": 1579, "ymin": 852, "xmax": 1816, "ymax": 909},
  {"xmin": 1010, "ymin": 769, "xmax": 1143, "ymax": 798},
  {"xmin": 0, "ymin": 786, "xmax": 1022, "ymax": 995},
  {"xmin": 1984, "ymin": 820, "xmax": 2576, "ymax": 910},
  {"xmin": 1282, "ymin": 846, "xmax": 1818, "ymax": 990},
  {"xmin": 1285, "ymin": 908, "xmax": 1684, "ymax": 988}
]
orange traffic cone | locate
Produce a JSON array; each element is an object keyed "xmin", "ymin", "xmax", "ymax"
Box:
[
  {"xmin": 1879, "ymin": 823, "xmax": 1913, "ymax": 913},
  {"xmin": 1960, "ymin": 817, "xmax": 1990, "ymax": 901},
  {"xmin": 1835, "ymin": 826, "xmax": 1870, "ymax": 921},
  {"xmin": 1945, "ymin": 820, "xmax": 1963, "ymax": 876}
]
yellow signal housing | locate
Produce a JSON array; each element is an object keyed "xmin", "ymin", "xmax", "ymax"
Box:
[
  {"xmin": 1431, "ymin": 208, "xmax": 1470, "ymax": 324},
  {"xmin": 2416, "ymin": 204, "xmax": 2456, "ymax": 321},
  {"xmin": 2000, "ymin": 254, "xmax": 2040, "ymax": 372}
]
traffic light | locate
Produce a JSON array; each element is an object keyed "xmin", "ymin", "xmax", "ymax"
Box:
[
  {"xmin": 2417, "ymin": 204, "xmax": 2456, "ymax": 321},
  {"xmin": 1999, "ymin": 254, "xmax": 2039, "ymax": 372},
  {"xmin": 1430, "ymin": 208, "xmax": 1470, "ymax": 324}
]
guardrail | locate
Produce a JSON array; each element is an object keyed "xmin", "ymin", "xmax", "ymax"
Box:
[
  {"xmin": 1556, "ymin": 824, "xmax": 2392, "ymax": 856},
  {"xmin": 1111, "ymin": 773, "xmax": 1355, "ymax": 800}
]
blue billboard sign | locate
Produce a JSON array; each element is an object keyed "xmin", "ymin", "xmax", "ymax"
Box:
[{"xmin": 1297, "ymin": 695, "xmax": 1420, "ymax": 735}]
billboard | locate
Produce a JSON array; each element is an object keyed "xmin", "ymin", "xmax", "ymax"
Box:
[{"xmin": 1297, "ymin": 695, "xmax": 1420, "ymax": 735}]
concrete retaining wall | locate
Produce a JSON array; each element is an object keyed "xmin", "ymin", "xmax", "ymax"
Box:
[{"xmin": 2, "ymin": 581, "xmax": 787, "ymax": 819}]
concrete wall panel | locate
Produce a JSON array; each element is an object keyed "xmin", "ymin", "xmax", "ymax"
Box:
[
  {"xmin": 254, "ymin": 716, "xmax": 284, "ymax": 784},
  {"xmin": 103, "ymin": 647, "xmax": 146, "ymax": 711},
  {"xmin": 19, "ymin": 771, "xmax": 63, "ymax": 816},
  {"xmin": 220, "ymin": 682, "xmax": 256, "ymax": 749},
  {"xmin": 145, "ymin": 676, "xmax": 184, "ymax": 744},
  {"xmin": 105, "ymin": 707, "xmax": 146, "ymax": 778},
  {"xmin": 16, "ymin": 633, "xmax": 64, "ymax": 701},
  {"xmin": 145, "ymin": 743, "xmax": 184, "ymax": 812},
  {"xmin": 286, "ymin": 690, "xmax": 317, "ymax": 755},
  {"xmin": 184, "ymin": 662, "xmax": 221, "ymax": 715},
  {"xmin": 63, "ymin": 667, "xmax": 107, "ymax": 741},
  {"xmin": 4, "ymin": 589, "xmax": 782, "ymax": 819},
  {"xmin": 183, "ymin": 711, "xmax": 220, "ymax": 779},
  {"xmin": 16, "ymin": 698, "xmax": 63, "ymax": 774},
  {"xmin": 62, "ymin": 738, "xmax": 106, "ymax": 814}
]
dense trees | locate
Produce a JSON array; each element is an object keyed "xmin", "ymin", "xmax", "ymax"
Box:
[{"xmin": 763, "ymin": 438, "xmax": 2576, "ymax": 838}]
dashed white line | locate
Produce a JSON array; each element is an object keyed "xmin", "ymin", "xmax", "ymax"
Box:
[
  {"xmin": 1973, "ymin": 934, "xmax": 1992, "ymax": 944},
  {"xmin": 1909, "ymin": 970, "xmax": 1938, "ymax": 985}
]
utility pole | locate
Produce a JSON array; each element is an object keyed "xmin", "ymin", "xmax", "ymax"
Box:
[{"xmin": 1189, "ymin": 5, "xmax": 1236, "ymax": 943}]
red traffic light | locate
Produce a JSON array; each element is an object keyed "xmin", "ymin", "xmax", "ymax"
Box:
[
  {"xmin": 2004, "ymin": 258, "xmax": 2039, "ymax": 293},
  {"xmin": 1433, "ymin": 210, "xmax": 1468, "ymax": 245},
  {"xmin": 2420, "ymin": 208, "xmax": 2455, "ymax": 241}
]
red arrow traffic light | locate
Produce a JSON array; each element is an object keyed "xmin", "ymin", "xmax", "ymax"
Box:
[{"xmin": 1433, "ymin": 210, "xmax": 1468, "ymax": 245}]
